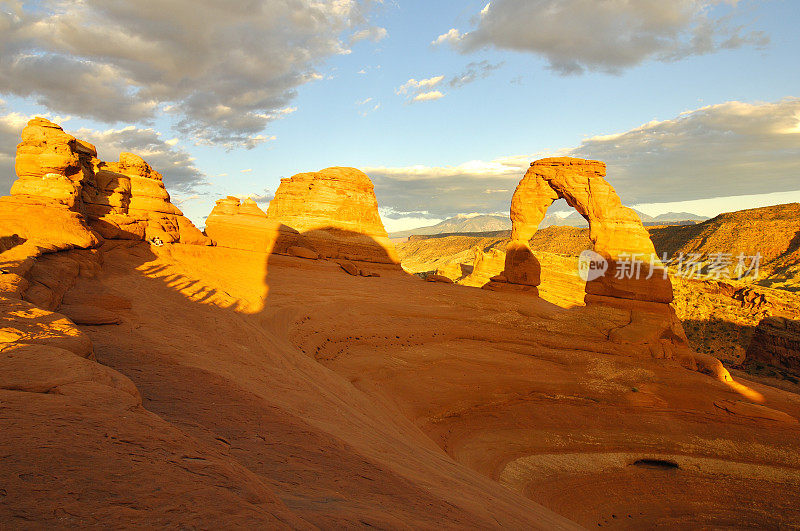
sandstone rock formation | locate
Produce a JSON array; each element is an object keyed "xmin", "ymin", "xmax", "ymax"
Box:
[
  {"xmin": 746, "ymin": 317, "xmax": 800, "ymax": 375},
  {"xmin": 204, "ymin": 196, "xmax": 300, "ymax": 254},
  {"xmin": 498, "ymin": 157, "xmax": 670, "ymax": 302},
  {"xmin": 339, "ymin": 260, "xmax": 360, "ymax": 276},
  {"xmin": 649, "ymin": 203, "xmax": 800, "ymax": 291},
  {"xmin": 460, "ymin": 246, "xmax": 505, "ymax": 287},
  {"xmin": 395, "ymin": 207, "xmax": 800, "ymax": 371},
  {"xmin": 486, "ymin": 157, "xmax": 717, "ymax": 372},
  {"xmin": 0, "ymin": 118, "xmax": 209, "ymax": 249},
  {"xmin": 266, "ymin": 167, "xmax": 399, "ymax": 264}
]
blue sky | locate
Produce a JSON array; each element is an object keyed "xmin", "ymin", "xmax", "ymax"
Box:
[{"xmin": 1, "ymin": 0, "xmax": 798, "ymax": 231}]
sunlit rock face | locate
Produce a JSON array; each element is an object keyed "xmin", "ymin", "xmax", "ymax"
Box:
[
  {"xmin": 0, "ymin": 118, "xmax": 209, "ymax": 248},
  {"xmin": 0, "ymin": 118, "xmax": 101, "ymax": 250},
  {"xmin": 205, "ymin": 196, "xmax": 300, "ymax": 255},
  {"xmin": 489, "ymin": 157, "xmax": 728, "ymax": 375},
  {"xmin": 501, "ymin": 157, "xmax": 671, "ymax": 302},
  {"xmin": 266, "ymin": 167, "xmax": 399, "ymax": 264}
]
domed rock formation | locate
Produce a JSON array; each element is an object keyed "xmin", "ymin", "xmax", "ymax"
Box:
[
  {"xmin": 266, "ymin": 167, "xmax": 399, "ymax": 264},
  {"xmin": 205, "ymin": 196, "xmax": 300, "ymax": 254},
  {"xmin": 0, "ymin": 118, "xmax": 209, "ymax": 249}
]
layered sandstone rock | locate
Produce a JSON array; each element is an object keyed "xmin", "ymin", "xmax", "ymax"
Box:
[
  {"xmin": 745, "ymin": 317, "xmax": 800, "ymax": 375},
  {"xmin": 0, "ymin": 119, "xmax": 101, "ymax": 250},
  {"xmin": 205, "ymin": 196, "xmax": 300, "ymax": 254},
  {"xmin": 266, "ymin": 167, "xmax": 399, "ymax": 264},
  {"xmin": 0, "ymin": 118, "xmax": 209, "ymax": 249}
]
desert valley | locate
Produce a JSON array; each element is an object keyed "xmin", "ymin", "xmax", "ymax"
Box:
[{"xmin": 0, "ymin": 118, "xmax": 799, "ymax": 528}]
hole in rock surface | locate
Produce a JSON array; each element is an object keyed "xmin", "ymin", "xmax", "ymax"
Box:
[{"xmin": 632, "ymin": 458, "xmax": 680, "ymax": 470}]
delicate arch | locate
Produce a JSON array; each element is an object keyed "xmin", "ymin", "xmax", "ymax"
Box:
[{"xmin": 502, "ymin": 157, "xmax": 672, "ymax": 304}]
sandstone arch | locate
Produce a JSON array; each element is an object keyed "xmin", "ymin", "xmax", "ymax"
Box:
[{"xmin": 502, "ymin": 157, "xmax": 672, "ymax": 304}]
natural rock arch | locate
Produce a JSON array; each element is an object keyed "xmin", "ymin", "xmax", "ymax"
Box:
[{"xmin": 501, "ymin": 157, "xmax": 672, "ymax": 304}]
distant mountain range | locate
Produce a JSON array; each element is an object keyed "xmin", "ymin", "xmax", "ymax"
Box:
[
  {"xmin": 389, "ymin": 214, "xmax": 511, "ymax": 239},
  {"xmin": 389, "ymin": 211, "xmax": 708, "ymax": 238}
]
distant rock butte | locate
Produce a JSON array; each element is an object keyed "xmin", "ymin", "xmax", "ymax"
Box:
[
  {"xmin": 266, "ymin": 167, "xmax": 399, "ymax": 264},
  {"xmin": 0, "ymin": 118, "xmax": 209, "ymax": 250},
  {"xmin": 205, "ymin": 196, "xmax": 301, "ymax": 255}
]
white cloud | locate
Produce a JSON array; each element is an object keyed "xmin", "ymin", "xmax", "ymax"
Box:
[
  {"xmin": 365, "ymin": 155, "xmax": 533, "ymax": 217},
  {"xmin": 0, "ymin": 1, "xmax": 374, "ymax": 147},
  {"xmin": 412, "ymin": 91, "xmax": 445, "ymax": 102},
  {"xmin": 449, "ymin": 60, "xmax": 504, "ymax": 88},
  {"xmin": 432, "ymin": 28, "xmax": 463, "ymax": 46},
  {"xmin": 396, "ymin": 76, "xmax": 447, "ymax": 103},
  {"xmin": 366, "ymin": 98, "xmax": 800, "ymax": 218},
  {"xmin": 349, "ymin": 26, "xmax": 388, "ymax": 44},
  {"xmin": 249, "ymin": 189, "xmax": 275, "ymax": 204},
  {"xmin": 378, "ymin": 207, "xmax": 445, "ymax": 231},
  {"xmin": 396, "ymin": 76, "xmax": 445, "ymax": 95},
  {"xmin": 75, "ymin": 126, "xmax": 207, "ymax": 190},
  {"xmin": 357, "ymin": 98, "xmax": 380, "ymax": 117},
  {"xmin": 172, "ymin": 194, "xmax": 201, "ymax": 206},
  {"xmin": 0, "ymin": 112, "xmax": 29, "ymax": 192},
  {"xmin": 572, "ymin": 98, "xmax": 800, "ymax": 203},
  {"xmin": 440, "ymin": 0, "xmax": 768, "ymax": 75},
  {"xmin": 240, "ymin": 168, "xmax": 253, "ymax": 173}
]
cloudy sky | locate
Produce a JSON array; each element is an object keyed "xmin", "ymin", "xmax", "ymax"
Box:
[{"xmin": 1, "ymin": 0, "xmax": 798, "ymax": 230}]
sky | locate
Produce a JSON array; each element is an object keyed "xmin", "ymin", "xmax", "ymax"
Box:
[{"xmin": 0, "ymin": 0, "xmax": 798, "ymax": 231}]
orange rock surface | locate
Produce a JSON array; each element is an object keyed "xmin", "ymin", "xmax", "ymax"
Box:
[
  {"xmin": 2, "ymin": 146, "xmax": 800, "ymax": 527},
  {"xmin": 395, "ymin": 207, "xmax": 800, "ymax": 374},
  {"xmin": 2, "ymin": 237, "xmax": 795, "ymax": 527},
  {"xmin": 266, "ymin": 167, "xmax": 399, "ymax": 264}
]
